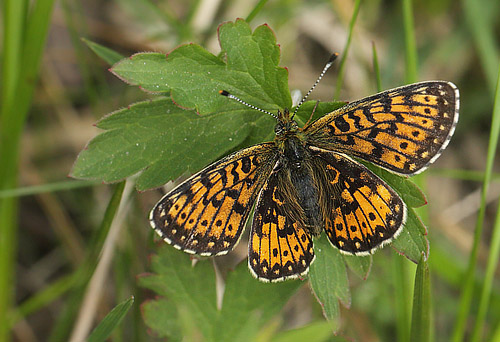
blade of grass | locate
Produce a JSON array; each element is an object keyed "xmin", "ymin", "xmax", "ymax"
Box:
[
  {"xmin": 87, "ymin": 297, "xmax": 134, "ymax": 342},
  {"xmin": 373, "ymin": 33, "xmax": 414, "ymax": 342},
  {"xmin": 471, "ymin": 190, "xmax": 500, "ymax": 341},
  {"xmin": 393, "ymin": 255, "xmax": 411, "ymax": 342},
  {"xmin": 1, "ymin": 0, "xmax": 25, "ymax": 110},
  {"xmin": 49, "ymin": 181, "xmax": 126, "ymax": 341},
  {"xmin": 492, "ymin": 322, "xmax": 500, "ymax": 342},
  {"xmin": 0, "ymin": 180, "xmax": 102, "ymax": 198},
  {"xmin": 61, "ymin": 0, "xmax": 105, "ymax": 104},
  {"xmin": 111, "ymin": 239, "xmax": 137, "ymax": 341},
  {"xmin": 430, "ymin": 168, "xmax": 500, "ymax": 183},
  {"xmin": 461, "ymin": 0, "xmax": 499, "ymax": 97},
  {"xmin": 402, "ymin": 0, "xmax": 418, "ymax": 84},
  {"xmin": 334, "ymin": 0, "xmax": 362, "ymax": 100},
  {"xmin": 410, "ymin": 255, "xmax": 431, "ymax": 342},
  {"xmin": 9, "ymin": 273, "xmax": 78, "ymax": 326},
  {"xmin": 469, "ymin": 62, "xmax": 500, "ymax": 342},
  {"xmin": 371, "ymin": 41, "xmax": 382, "ymax": 92},
  {"xmin": 184, "ymin": 0, "xmax": 201, "ymax": 26},
  {"xmin": 81, "ymin": 38, "xmax": 124, "ymax": 66},
  {"xmin": 452, "ymin": 63, "xmax": 500, "ymax": 342},
  {"xmin": 0, "ymin": 0, "xmax": 56, "ymax": 340},
  {"xmin": 396, "ymin": 2, "xmax": 424, "ymax": 342},
  {"xmin": 70, "ymin": 180, "xmax": 134, "ymax": 341},
  {"xmin": 12, "ymin": 0, "xmax": 58, "ymax": 121},
  {"xmin": 0, "ymin": 1, "xmax": 28, "ymax": 340},
  {"xmin": 246, "ymin": 0, "xmax": 268, "ymax": 23},
  {"xmin": 117, "ymin": 222, "xmax": 148, "ymax": 341}
]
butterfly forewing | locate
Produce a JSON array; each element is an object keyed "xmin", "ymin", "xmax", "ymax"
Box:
[
  {"xmin": 305, "ymin": 81, "xmax": 459, "ymax": 175},
  {"xmin": 249, "ymin": 163, "xmax": 315, "ymax": 282},
  {"xmin": 310, "ymin": 147, "xmax": 407, "ymax": 254},
  {"xmin": 150, "ymin": 143, "xmax": 277, "ymax": 256}
]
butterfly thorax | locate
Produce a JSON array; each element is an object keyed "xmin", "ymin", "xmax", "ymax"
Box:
[
  {"xmin": 273, "ymin": 109, "xmax": 323, "ymax": 236},
  {"xmin": 273, "ymin": 109, "xmax": 307, "ymax": 168}
]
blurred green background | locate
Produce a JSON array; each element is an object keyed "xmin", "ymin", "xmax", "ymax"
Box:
[{"xmin": 2, "ymin": 0, "xmax": 499, "ymax": 341}]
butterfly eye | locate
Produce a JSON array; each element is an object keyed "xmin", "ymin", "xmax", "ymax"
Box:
[{"xmin": 274, "ymin": 124, "xmax": 284, "ymax": 135}]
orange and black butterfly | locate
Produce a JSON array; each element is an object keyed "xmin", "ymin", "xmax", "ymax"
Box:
[{"xmin": 150, "ymin": 54, "xmax": 459, "ymax": 282}]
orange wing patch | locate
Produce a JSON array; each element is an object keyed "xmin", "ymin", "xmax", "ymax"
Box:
[
  {"xmin": 249, "ymin": 165, "xmax": 315, "ymax": 282},
  {"xmin": 311, "ymin": 147, "xmax": 406, "ymax": 254},
  {"xmin": 305, "ymin": 81, "xmax": 459, "ymax": 175},
  {"xmin": 150, "ymin": 143, "xmax": 277, "ymax": 256}
]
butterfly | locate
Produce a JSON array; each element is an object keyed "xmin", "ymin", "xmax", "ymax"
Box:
[{"xmin": 149, "ymin": 55, "xmax": 459, "ymax": 282}]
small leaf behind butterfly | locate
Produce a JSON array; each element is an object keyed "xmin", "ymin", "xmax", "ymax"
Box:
[{"xmin": 309, "ymin": 234, "xmax": 350, "ymax": 331}]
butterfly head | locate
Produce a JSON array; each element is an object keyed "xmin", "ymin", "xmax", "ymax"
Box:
[{"xmin": 274, "ymin": 108, "xmax": 299, "ymax": 135}]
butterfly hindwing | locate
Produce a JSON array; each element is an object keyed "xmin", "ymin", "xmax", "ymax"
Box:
[
  {"xmin": 150, "ymin": 143, "xmax": 277, "ymax": 256},
  {"xmin": 305, "ymin": 81, "xmax": 459, "ymax": 175},
  {"xmin": 310, "ymin": 147, "xmax": 407, "ymax": 254},
  {"xmin": 249, "ymin": 163, "xmax": 315, "ymax": 282}
]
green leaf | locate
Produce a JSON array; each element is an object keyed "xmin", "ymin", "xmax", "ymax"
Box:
[
  {"xmin": 392, "ymin": 208, "xmax": 429, "ymax": 263},
  {"xmin": 138, "ymin": 245, "xmax": 217, "ymax": 339},
  {"xmin": 87, "ymin": 296, "xmax": 134, "ymax": 342},
  {"xmin": 410, "ymin": 255, "xmax": 431, "ymax": 342},
  {"xmin": 139, "ymin": 245, "xmax": 303, "ymax": 342},
  {"xmin": 218, "ymin": 20, "xmax": 291, "ymax": 110},
  {"xmin": 82, "ymin": 38, "xmax": 124, "ymax": 65},
  {"xmin": 73, "ymin": 19, "xmax": 291, "ymax": 190},
  {"xmin": 215, "ymin": 260, "xmax": 303, "ymax": 342},
  {"xmin": 71, "ymin": 99, "xmax": 257, "ymax": 190},
  {"xmin": 343, "ymin": 254, "xmax": 372, "ymax": 280},
  {"xmin": 110, "ymin": 19, "xmax": 290, "ymax": 115},
  {"xmin": 271, "ymin": 321, "xmax": 335, "ymax": 342},
  {"xmin": 309, "ymin": 234, "xmax": 350, "ymax": 331},
  {"xmin": 141, "ymin": 298, "xmax": 181, "ymax": 341}
]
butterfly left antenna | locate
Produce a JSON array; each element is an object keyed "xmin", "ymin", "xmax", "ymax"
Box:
[
  {"xmin": 291, "ymin": 53, "xmax": 339, "ymax": 119},
  {"xmin": 219, "ymin": 90, "xmax": 278, "ymax": 120}
]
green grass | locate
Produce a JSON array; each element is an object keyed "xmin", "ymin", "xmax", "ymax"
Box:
[
  {"xmin": 334, "ymin": 0, "xmax": 361, "ymax": 100},
  {"xmin": 469, "ymin": 61, "xmax": 500, "ymax": 342},
  {"xmin": 1, "ymin": 0, "xmax": 56, "ymax": 341},
  {"xmin": 452, "ymin": 3, "xmax": 500, "ymax": 339},
  {"xmin": 3, "ymin": 0, "xmax": 499, "ymax": 341}
]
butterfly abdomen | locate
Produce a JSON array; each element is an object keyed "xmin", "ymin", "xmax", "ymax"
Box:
[
  {"xmin": 281, "ymin": 137, "xmax": 323, "ymax": 236},
  {"xmin": 290, "ymin": 167, "xmax": 322, "ymax": 236}
]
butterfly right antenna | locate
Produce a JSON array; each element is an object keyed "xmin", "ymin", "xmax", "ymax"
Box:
[{"xmin": 291, "ymin": 53, "xmax": 339, "ymax": 120}]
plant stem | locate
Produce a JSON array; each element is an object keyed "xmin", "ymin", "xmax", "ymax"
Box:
[
  {"xmin": 334, "ymin": 0, "xmax": 362, "ymax": 100},
  {"xmin": 0, "ymin": 0, "xmax": 28, "ymax": 340},
  {"xmin": 469, "ymin": 62, "xmax": 500, "ymax": 342},
  {"xmin": 452, "ymin": 56, "xmax": 500, "ymax": 342}
]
